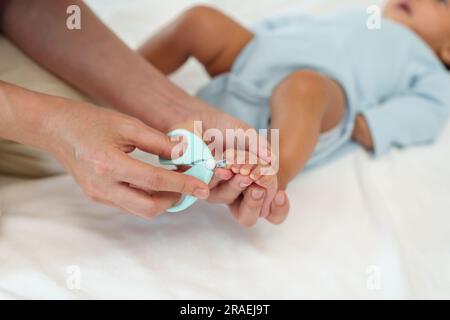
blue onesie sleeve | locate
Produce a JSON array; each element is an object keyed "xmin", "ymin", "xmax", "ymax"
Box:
[{"xmin": 361, "ymin": 71, "xmax": 450, "ymax": 157}]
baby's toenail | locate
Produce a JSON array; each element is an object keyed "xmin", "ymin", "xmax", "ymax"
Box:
[{"xmin": 240, "ymin": 168, "xmax": 250, "ymax": 175}]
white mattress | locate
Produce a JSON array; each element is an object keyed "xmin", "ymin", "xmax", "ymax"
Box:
[{"xmin": 1, "ymin": 0, "xmax": 450, "ymax": 299}]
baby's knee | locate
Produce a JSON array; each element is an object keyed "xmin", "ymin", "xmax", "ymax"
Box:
[
  {"xmin": 177, "ymin": 5, "xmax": 223, "ymax": 31},
  {"xmin": 172, "ymin": 5, "xmax": 225, "ymax": 50},
  {"xmin": 273, "ymin": 70, "xmax": 331, "ymax": 102},
  {"xmin": 285, "ymin": 70, "xmax": 331, "ymax": 90}
]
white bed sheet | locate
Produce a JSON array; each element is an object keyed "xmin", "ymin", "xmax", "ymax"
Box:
[{"xmin": 1, "ymin": 0, "xmax": 449, "ymax": 299}]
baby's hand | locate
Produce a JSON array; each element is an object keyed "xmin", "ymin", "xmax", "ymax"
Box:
[
  {"xmin": 352, "ymin": 114, "xmax": 374, "ymax": 151},
  {"xmin": 208, "ymin": 152, "xmax": 289, "ymax": 227}
]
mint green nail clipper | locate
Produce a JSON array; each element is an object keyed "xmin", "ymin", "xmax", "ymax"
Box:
[{"xmin": 159, "ymin": 129, "xmax": 226, "ymax": 213}]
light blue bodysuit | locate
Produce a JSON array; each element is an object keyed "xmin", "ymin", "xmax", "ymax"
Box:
[{"xmin": 197, "ymin": 11, "xmax": 450, "ymax": 169}]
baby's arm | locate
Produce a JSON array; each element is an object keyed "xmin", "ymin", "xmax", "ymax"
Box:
[
  {"xmin": 353, "ymin": 72, "xmax": 450, "ymax": 157},
  {"xmin": 269, "ymin": 70, "xmax": 346, "ymax": 188},
  {"xmin": 139, "ymin": 6, "xmax": 253, "ymax": 77}
]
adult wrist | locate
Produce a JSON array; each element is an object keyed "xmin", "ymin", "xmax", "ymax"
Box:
[
  {"xmin": 150, "ymin": 96, "xmax": 213, "ymax": 133},
  {"xmin": 0, "ymin": 82, "xmax": 63, "ymax": 153},
  {"xmin": 31, "ymin": 94, "xmax": 74, "ymax": 157}
]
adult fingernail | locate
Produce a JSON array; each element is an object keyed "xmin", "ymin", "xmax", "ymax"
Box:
[
  {"xmin": 275, "ymin": 193, "xmax": 285, "ymax": 206},
  {"xmin": 218, "ymin": 170, "xmax": 232, "ymax": 180},
  {"xmin": 194, "ymin": 188, "xmax": 209, "ymax": 199},
  {"xmin": 240, "ymin": 181, "xmax": 251, "ymax": 189},
  {"xmin": 252, "ymin": 189, "xmax": 264, "ymax": 200}
]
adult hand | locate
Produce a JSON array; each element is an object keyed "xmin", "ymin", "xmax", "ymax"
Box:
[
  {"xmin": 169, "ymin": 107, "xmax": 290, "ymax": 226},
  {"xmin": 209, "ymin": 165, "xmax": 290, "ymax": 228},
  {"xmin": 0, "ymin": 0, "xmax": 284, "ymax": 223},
  {"xmin": 47, "ymin": 99, "xmax": 210, "ymax": 219}
]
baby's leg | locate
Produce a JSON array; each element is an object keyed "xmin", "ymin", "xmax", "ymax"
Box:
[
  {"xmin": 139, "ymin": 6, "xmax": 254, "ymax": 77},
  {"xmin": 269, "ymin": 70, "xmax": 346, "ymax": 188}
]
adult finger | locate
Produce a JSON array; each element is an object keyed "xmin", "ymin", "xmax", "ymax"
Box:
[
  {"xmin": 210, "ymin": 168, "xmax": 233, "ymax": 189},
  {"xmin": 266, "ymin": 190, "xmax": 290, "ymax": 225},
  {"xmin": 112, "ymin": 184, "xmax": 180, "ymax": 219},
  {"xmin": 114, "ymin": 153, "xmax": 210, "ymax": 198},
  {"xmin": 251, "ymin": 167, "xmax": 278, "ymax": 218},
  {"xmin": 233, "ymin": 186, "xmax": 265, "ymax": 228},
  {"xmin": 122, "ymin": 119, "xmax": 176, "ymax": 159},
  {"xmin": 208, "ymin": 174, "xmax": 252, "ymax": 204}
]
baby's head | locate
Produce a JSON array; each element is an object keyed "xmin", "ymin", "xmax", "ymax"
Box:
[{"xmin": 384, "ymin": 0, "xmax": 450, "ymax": 68}]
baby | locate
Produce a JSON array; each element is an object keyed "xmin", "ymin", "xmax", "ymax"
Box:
[{"xmin": 140, "ymin": 0, "xmax": 450, "ymax": 216}]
